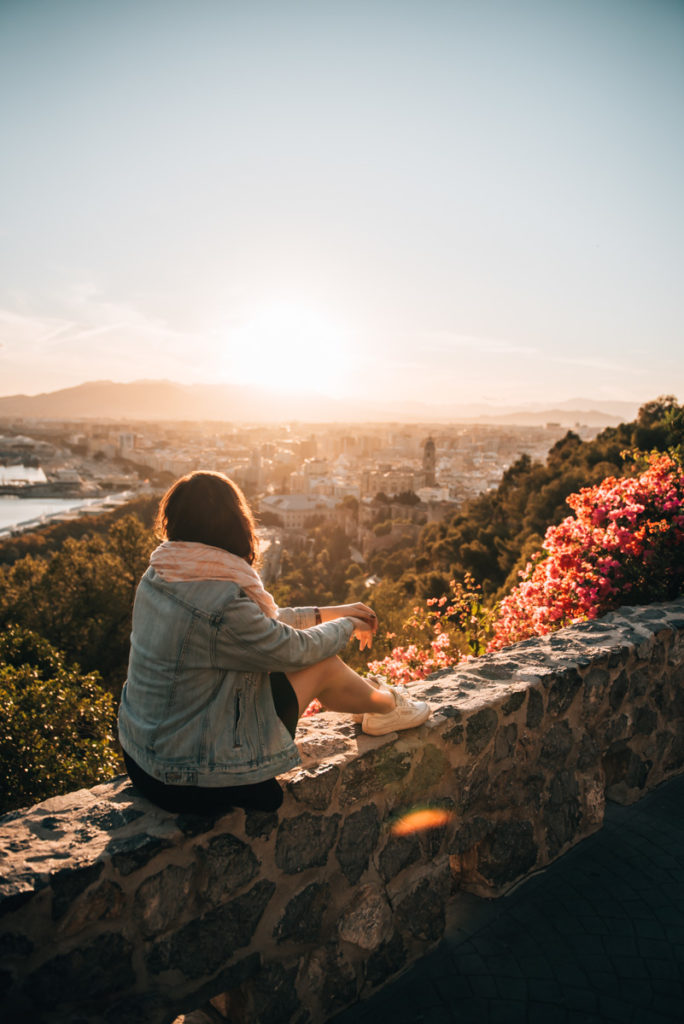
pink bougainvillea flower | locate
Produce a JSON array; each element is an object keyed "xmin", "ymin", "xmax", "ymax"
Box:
[{"xmin": 489, "ymin": 453, "xmax": 684, "ymax": 650}]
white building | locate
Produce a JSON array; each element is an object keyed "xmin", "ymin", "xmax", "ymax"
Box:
[{"xmin": 259, "ymin": 494, "xmax": 338, "ymax": 530}]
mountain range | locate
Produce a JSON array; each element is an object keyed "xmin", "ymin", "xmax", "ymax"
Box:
[{"xmin": 0, "ymin": 379, "xmax": 641, "ymax": 426}]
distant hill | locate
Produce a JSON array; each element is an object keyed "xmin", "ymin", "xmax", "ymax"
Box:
[
  {"xmin": 470, "ymin": 407, "xmax": 629, "ymax": 427},
  {"xmin": 0, "ymin": 379, "xmax": 639, "ymax": 425}
]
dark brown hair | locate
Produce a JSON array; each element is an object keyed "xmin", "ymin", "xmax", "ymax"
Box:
[{"xmin": 155, "ymin": 471, "xmax": 259, "ymax": 564}]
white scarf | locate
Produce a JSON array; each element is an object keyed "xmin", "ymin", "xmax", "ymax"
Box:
[{"xmin": 149, "ymin": 541, "xmax": 278, "ymax": 619}]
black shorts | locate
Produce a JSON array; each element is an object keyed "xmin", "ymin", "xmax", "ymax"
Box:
[{"xmin": 122, "ymin": 671, "xmax": 299, "ymax": 815}]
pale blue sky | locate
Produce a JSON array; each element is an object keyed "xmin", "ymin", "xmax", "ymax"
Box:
[{"xmin": 0, "ymin": 0, "xmax": 682, "ymax": 408}]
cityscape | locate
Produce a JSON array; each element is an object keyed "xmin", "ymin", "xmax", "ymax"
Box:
[{"xmin": 0, "ymin": 416, "xmax": 601, "ymax": 573}]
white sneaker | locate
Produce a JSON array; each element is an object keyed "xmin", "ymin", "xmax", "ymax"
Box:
[
  {"xmin": 352, "ymin": 677, "xmax": 409, "ymax": 723},
  {"xmin": 361, "ymin": 689, "xmax": 431, "ymax": 736}
]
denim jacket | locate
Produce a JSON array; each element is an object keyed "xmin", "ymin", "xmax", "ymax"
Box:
[{"xmin": 117, "ymin": 567, "xmax": 354, "ymax": 786}]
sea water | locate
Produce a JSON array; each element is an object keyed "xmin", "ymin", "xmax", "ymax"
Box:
[{"xmin": 0, "ymin": 495, "xmax": 103, "ymax": 533}]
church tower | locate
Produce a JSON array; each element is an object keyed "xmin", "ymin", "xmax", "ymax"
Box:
[{"xmin": 423, "ymin": 436, "xmax": 436, "ymax": 487}]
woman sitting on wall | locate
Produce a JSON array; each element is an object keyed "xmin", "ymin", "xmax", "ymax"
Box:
[{"xmin": 118, "ymin": 471, "xmax": 430, "ymax": 814}]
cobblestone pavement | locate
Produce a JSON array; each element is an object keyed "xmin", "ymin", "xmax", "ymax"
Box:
[{"xmin": 332, "ymin": 774, "xmax": 684, "ymax": 1024}]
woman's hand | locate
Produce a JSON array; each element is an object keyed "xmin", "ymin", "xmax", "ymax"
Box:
[
  {"xmin": 347, "ymin": 616, "xmax": 376, "ymax": 651},
  {"xmin": 321, "ymin": 603, "xmax": 378, "ymax": 633}
]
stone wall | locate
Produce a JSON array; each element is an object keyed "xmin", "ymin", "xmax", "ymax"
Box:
[{"xmin": 2, "ymin": 599, "xmax": 684, "ymax": 1024}]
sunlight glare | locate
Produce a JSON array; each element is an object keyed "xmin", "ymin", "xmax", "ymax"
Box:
[
  {"xmin": 222, "ymin": 302, "xmax": 351, "ymax": 396},
  {"xmin": 391, "ymin": 807, "xmax": 453, "ymax": 836}
]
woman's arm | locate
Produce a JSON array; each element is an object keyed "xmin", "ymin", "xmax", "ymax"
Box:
[
  {"xmin": 320, "ymin": 603, "xmax": 378, "ymax": 650},
  {"xmin": 320, "ymin": 603, "xmax": 377, "ymax": 628},
  {"xmin": 275, "ymin": 603, "xmax": 377, "ymax": 650},
  {"xmin": 214, "ymin": 593, "xmax": 356, "ymax": 673}
]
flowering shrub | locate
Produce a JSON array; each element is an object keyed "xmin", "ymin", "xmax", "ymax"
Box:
[
  {"xmin": 365, "ymin": 573, "xmax": 492, "ymax": 686},
  {"xmin": 301, "ymin": 576, "xmax": 492, "ymax": 715},
  {"xmin": 488, "ymin": 453, "xmax": 684, "ymax": 650}
]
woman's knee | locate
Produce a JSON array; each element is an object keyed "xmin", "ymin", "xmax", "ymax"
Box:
[{"xmin": 288, "ymin": 655, "xmax": 340, "ymax": 684}]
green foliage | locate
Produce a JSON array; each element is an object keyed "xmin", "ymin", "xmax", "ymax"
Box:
[
  {"xmin": 0, "ymin": 625, "xmax": 122, "ymax": 814},
  {"xmin": 0, "ymin": 514, "xmax": 155, "ymax": 693},
  {"xmin": 391, "ymin": 490, "xmax": 421, "ymax": 506},
  {"xmin": 271, "ymin": 523, "xmax": 353, "ymax": 607},
  {"xmin": 373, "ymin": 520, "xmax": 392, "ymax": 537}
]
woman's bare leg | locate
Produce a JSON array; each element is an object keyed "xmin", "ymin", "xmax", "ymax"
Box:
[{"xmin": 287, "ymin": 656, "xmax": 395, "ymax": 719}]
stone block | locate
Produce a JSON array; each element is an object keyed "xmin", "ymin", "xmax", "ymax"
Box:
[
  {"xmin": 275, "ymin": 812, "xmax": 340, "ymax": 873},
  {"xmin": 628, "ymin": 668, "xmax": 649, "ymax": 700},
  {"xmin": 418, "ymin": 814, "xmax": 450, "ymax": 860},
  {"xmin": 409, "ymin": 743, "xmax": 450, "ymax": 793},
  {"xmin": 443, "ymin": 721, "xmax": 464, "ymax": 744},
  {"xmin": 609, "ymin": 671, "xmax": 629, "ymax": 710},
  {"xmin": 300, "ymin": 943, "xmax": 358, "ymax": 1017},
  {"xmin": 24, "ymin": 932, "xmax": 135, "ymax": 1010},
  {"xmin": 60, "ymin": 879, "xmax": 125, "ymax": 935},
  {"xmin": 457, "ymin": 757, "xmax": 492, "ymax": 814},
  {"xmin": 338, "ymin": 745, "xmax": 411, "ymax": 806},
  {"xmin": 664, "ymin": 721, "xmax": 684, "ymax": 772},
  {"xmin": 222, "ymin": 958, "xmax": 301, "ymax": 1024},
  {"xmin": 449, "ymin": 815, "xmax": 492, "ymax": 855},
  {"xmin": 539, "ymin": 720, "xmax": 573, "ymax": 765},
  {"xmin": 335, "ymin": 803, "xmax": 380, "ymax": 884},
  {"xmin": 493, "ymin": 722, "xmax": 517, "ymax": 762},
  {"xmin": 273, "ymin": 882, "xmax": 330, "ymax": 944},
  {"xmin": 185, "ymin": 953, "xmax": 260, "ymax": 1019},
  {"xmin": 0, "ymin": 877, "xmax": 44, "ymax": 919},
  {"xmin": 394, "ymin": 872, "xmax": 448, "ymax": 942},
  {"xmin": 107, "ymin": 832, "xmax": 173, "ymax": 876},
  {"xmin": 147, "ymin": 879, "xmax": 275, "ymax": 978},
  {"xmin": 605, "ymin": 713, "xmax": 629, "ymax": 743},
  {"xmin": 175, "ymin": 812, "xmax": 220, "ymax": 837},
  {"xmin": 201, "ymin": 833, "xmax": 259, "ymax": 904},
  {"xmin": 577, "ymin": 732, "xmax": 600, "ymax": 769},
  {"xmin": 476, "ymin": 819, "xmax": 538, "ymax": 888},
  {"xmin": 544, "ymin": 770, "xmax": 581, "ymax": 857},
  {"xmin": 338, "ymin": 883, "xmax": 393, "ymax": 951},
  {"xmin": 244, "ymin": 809, "xmax": 278, "ymax": 839},
  {"xmin": 377, "ymin": 832, "xmax": 421, "ymax": 882},
  {"xmin": 135, "ymin": 864, "xmax": 196, "ymax": 939},
  {"xmin": 603, "ymin": 746, "xmax": 652, "ymax": 803},
  {"xmin": 634, "ymin": 706, "xmax": 658, "ymax": 736},
  {"xmin": 466, "ymin": 707, "xmax": 498, "ymax": 755},
  {"xmin": 583, "ymin": 667, "xmax": 610, "ymax": 701},
  {"xmin": 364, "ymin": 931, "xmax": 407, "ymax": 989},
  {"xmin": 501, "ymin": 690, "xmax": 526, "ymax": 715},
  {"xmin": 50, "ymin": 861, "xmax": 104, "ymax": 920},
  {"xmin": 470, "ymin": 766, "xmax": 545, "ymax": 814},
  {"xmin": 287, "ymin": 763, "xmax": 340, "ymax": 811},
  {"xmin": 548, "ymin": 668, "xmax": 583, "ymax": 715}
]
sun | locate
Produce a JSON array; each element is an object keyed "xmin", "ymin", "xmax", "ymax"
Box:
[{"xmin": 221, "ymin": 302, "xmax": 351, "ymax": 395}]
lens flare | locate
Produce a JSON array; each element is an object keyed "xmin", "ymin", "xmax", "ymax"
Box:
[{"xmin": 391, "ymin": 807, "xmax": 452, "ymax": 836}]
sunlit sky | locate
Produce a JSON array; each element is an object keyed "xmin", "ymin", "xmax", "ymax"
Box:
[{"xmin": 1, "ymin": 0, "xmax": 682, "ymax": 410}]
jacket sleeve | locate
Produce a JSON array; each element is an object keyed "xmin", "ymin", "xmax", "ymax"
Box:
[
  {"xmin": 213, "ymin": 593, "xmax": 354, "ymax": 673},
  {"xmin": 277, "ymin": 606, "xmax": 317, "ymax": 629}
]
